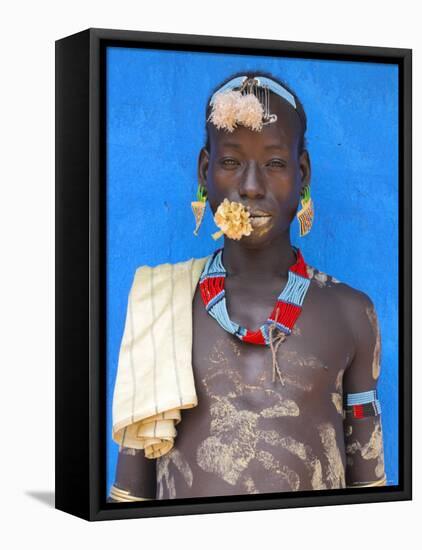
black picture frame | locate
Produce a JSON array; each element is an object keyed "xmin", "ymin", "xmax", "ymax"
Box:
[{"xmin": 55, "ymin": 27, "xmax": 412, "ymax": 521}]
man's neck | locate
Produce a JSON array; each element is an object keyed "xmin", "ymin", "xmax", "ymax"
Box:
[{"xmin": 221, "ymin": 232, "xmax": 296, "ymax": 281}]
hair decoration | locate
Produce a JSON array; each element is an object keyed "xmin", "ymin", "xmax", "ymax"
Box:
[
  {"xmin": 209, "ymin": 75, "xmax": 297, "ymax": 109},
  {"xmin": 207, "ymin": 75, "xmax": 297, "ymax": 134}
]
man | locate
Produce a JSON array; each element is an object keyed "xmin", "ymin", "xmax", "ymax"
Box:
[{"xmin": 109, "ymin": 71, "xmax": 386, "ymax": 501}]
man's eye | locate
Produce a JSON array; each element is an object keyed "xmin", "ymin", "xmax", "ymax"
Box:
[
  {"xmin": 221, "ymin": 158, "xmax": 239, "ymax": 167},
  {"xmin": 267, "ymin": 159, "xmax": 286, "ymax": 168}
]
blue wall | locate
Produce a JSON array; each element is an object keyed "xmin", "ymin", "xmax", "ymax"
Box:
[{"xmin": 106, "ymin": 46, "xmax": 399, "ymax": 494}]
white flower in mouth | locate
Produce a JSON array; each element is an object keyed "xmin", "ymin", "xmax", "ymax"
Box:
[
  {"xmin": 208, "ymin": 91, "xmax": 264, "ymax": 133},
  {"xmin": 213, "ymin": 199, "xmax": 253, "ymax": 240}
]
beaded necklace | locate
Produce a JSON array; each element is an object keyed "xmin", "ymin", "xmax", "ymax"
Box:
[{"xmin": 199, "ymin": 247, "xmax": 310, "ymax": 346}]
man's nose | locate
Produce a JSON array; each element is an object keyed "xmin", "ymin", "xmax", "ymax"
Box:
[{"xmin": 239, "ymin": 162, "xmax": 265, "ymax": 199}]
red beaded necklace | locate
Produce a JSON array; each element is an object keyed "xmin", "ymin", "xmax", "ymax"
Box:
[{"xmin": 199, "ymin": 247, "xmax": 311, "ymax": 346}]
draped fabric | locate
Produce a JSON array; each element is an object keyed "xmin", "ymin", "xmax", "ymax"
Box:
[{"xmin": 112, "ymin": 256, "xmax": 209, "ymax": 458}]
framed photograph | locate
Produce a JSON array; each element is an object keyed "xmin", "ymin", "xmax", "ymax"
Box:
[{"xmin": 55, "ymin": 28, "xmax": 412, "ymax": 521}]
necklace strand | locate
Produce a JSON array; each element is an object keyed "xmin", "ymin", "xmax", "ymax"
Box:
[{"xmin": 199, "ymin": 247, "xmax": 311, "ymax": 346}]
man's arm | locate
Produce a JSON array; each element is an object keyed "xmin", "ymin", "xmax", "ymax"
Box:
[
  {"xmin": 108, "ymin": 447, "xmax": 157, "ymax": 502},
  {"xmin": 340, "ymin": 289, "xmax": 387, "ymax": 488}
]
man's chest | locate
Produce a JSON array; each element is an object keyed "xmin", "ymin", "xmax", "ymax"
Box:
[
  {"xmin": 156, "ymin": 285, "xmax": 352, "ymax": 498},
  {"xmin": 192, "ymin": 281, "xmax": 354, "ymax": 404}
]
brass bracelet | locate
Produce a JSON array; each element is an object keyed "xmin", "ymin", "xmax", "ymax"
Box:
[
  {"xmin": 109, "ymin": 484, "xmax": 153, "ymax": 502},
  {"xmin": 348, "ymin": 474, "xmax": 387, "ymax": 488}
]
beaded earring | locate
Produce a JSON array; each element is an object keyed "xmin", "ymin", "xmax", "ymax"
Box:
[
  {"xmin": 296, "ymin": 184, "xmax": 314, "ymax": 237},
  {"xmin": 191, "ymin": 183, "xmax": 207, "ymax": 236}
]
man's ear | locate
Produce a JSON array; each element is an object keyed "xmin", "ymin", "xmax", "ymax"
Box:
[
  {"xmin": 299, "ymin": 149, "xmax": 311, "ymax": 190},
  {"xmin": 198, "ymin": 147, "xmax": 209, "ymax": 189}
]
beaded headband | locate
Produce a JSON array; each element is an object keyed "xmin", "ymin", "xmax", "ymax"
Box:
[
  {"xmin": 208, "ymin": 75, "xmax": 297, "ymax": 133},
  {"xmin": 209, "ymin": 75, "xmax": 297, "ymax": 109}
]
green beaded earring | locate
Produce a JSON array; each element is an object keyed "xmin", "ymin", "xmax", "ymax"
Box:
[
  {"xmin": 191, "ymin": 183, "xmax": 208, "ymax": 236},
  {"xmin": 296, "ymin": 184, "xmax": 314, "ymax": 237}
]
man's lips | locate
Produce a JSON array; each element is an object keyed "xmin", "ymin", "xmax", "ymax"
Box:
[
  {"xmin": 249, "ymin": 210, "xmax": 273, "ymax": 229},
  {"xmin": 248, "ymin": 209, "xmax": 272, "ymax": 218}
]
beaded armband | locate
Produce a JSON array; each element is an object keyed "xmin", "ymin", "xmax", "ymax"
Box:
[{"xmin": 344, "ymin": 390, "xmax": 382, "ymax": 419}]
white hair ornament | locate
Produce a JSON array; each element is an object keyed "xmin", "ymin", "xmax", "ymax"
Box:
[{"xmin": 207, "ymin": 76, "xmax": 296, "ymax": 132}]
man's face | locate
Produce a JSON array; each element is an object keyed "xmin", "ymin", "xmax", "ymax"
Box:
[{"xmin": 199, "ymin": 93, "xmax": 310, "ymax": 248}]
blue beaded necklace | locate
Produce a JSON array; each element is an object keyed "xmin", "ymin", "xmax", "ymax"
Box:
[{"xmin": 199, "ymin": 247, "xmax": 311, "ymax": 346}]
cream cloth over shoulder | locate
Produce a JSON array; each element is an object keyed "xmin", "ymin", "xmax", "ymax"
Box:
[{"xmin": 112, "ymin": 256, "xmax": 209, "ymax": 458}]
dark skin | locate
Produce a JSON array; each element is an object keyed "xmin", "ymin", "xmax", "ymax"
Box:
[{"xmin": 110, "ymin": 92, "xmax": 386, "ymax": 501}]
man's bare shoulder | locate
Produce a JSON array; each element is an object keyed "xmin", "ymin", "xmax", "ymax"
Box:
[{"xmin": 306, "ymin": 263, "xmax": 374, "ymax": 313}]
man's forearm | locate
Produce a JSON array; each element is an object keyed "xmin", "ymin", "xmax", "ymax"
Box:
[{"xmin": 110, "ymin": 446, "xmax": 157, "ymax": 501}]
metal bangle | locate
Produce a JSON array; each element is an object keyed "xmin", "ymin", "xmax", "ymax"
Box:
[
  {"xmin": 348, "ymin": 474, "xmax": 387, "ymax": 488},
  {"xmin": 109, "ymin": 484, "xmax": 153, "ymax": 502}
]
